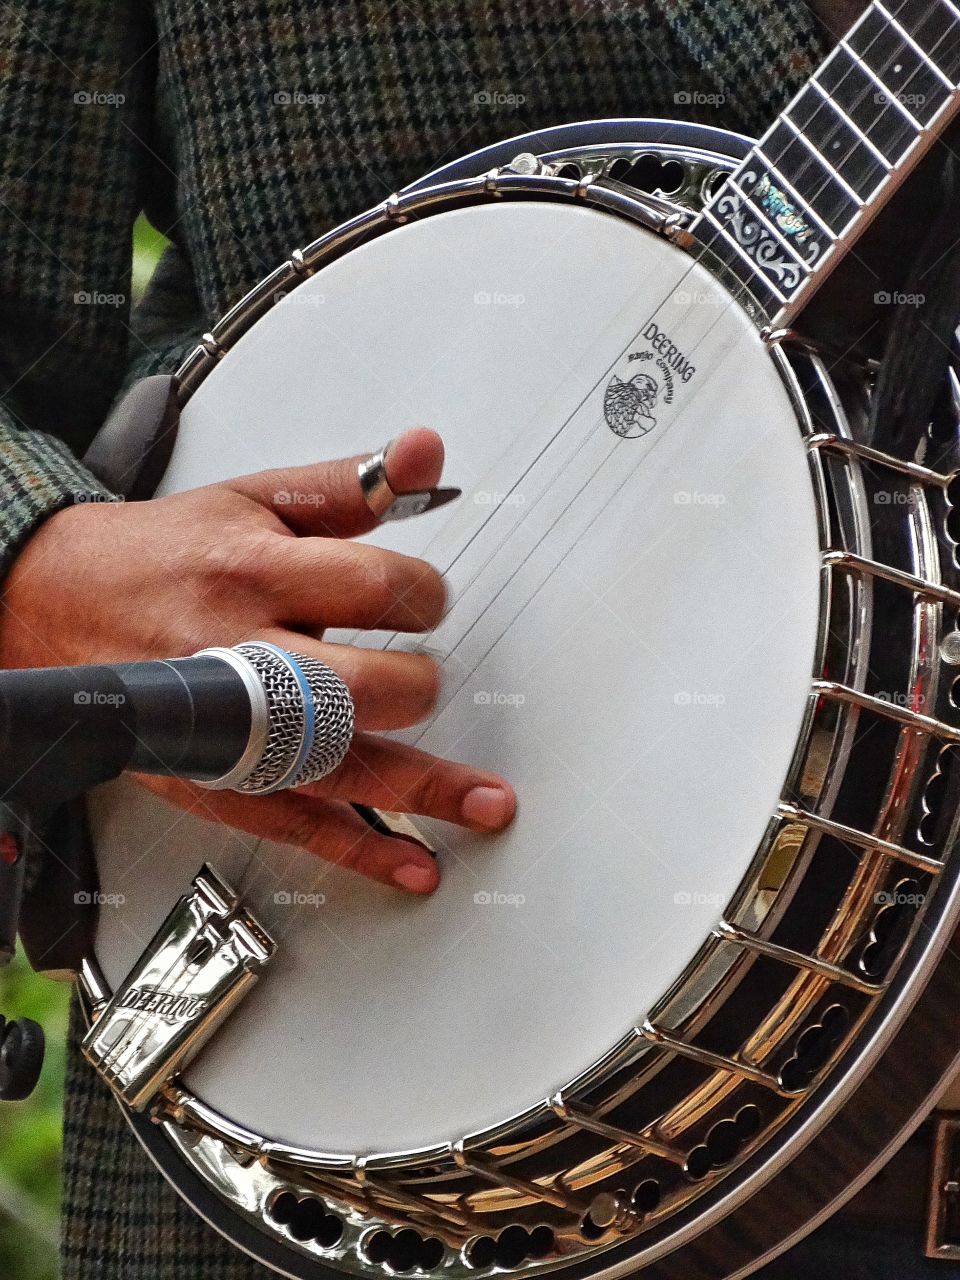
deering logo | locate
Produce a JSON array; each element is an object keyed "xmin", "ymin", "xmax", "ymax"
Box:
[
  {"xmin": 604, "ymin": 321, "xmax": 696, "ymax": 439},
  {"xmin": 118, "ymin": 986, "xmax": 206, "ymax": 1026},
  {"xmin": 604, "ymin": 372, "xmax": 659, "ymax": 437}
]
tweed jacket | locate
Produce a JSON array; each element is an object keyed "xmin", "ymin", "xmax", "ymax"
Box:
[{"xmin": 0, "ymin": 2, "xmax": 825, "ymax": 1276}]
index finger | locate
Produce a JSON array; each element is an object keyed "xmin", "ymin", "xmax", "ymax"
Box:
[{"xmin": 226, "ymin": 427, "xmax": 447, "ymax": 537}]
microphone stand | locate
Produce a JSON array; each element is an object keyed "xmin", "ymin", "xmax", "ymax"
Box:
[
  {"xmin": 0, "ymin": 800, "xmax": 46, "ymax": 1099},
  {"xmin": 0, "ymin": 669, "xmax": 139, "ymax": 1101}
]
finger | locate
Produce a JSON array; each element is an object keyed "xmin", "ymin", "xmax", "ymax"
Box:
[
  {"xmin": 259, "ymin": 538, "xmax": 447, "ymax": 632},
  {"xmin": 228, "ymin": 427, "xmax": 446, "ymax": 537},
  {"xmin": 307, "ymin": 732, "xmax": 517, "ymax": 832},
  {"xmin": 139, "ymin": 775, "xmax": 439, "ymax": 893},
  {"xmin": 251, "ymin": 628, "xmax": 441, "ymax": 729}
]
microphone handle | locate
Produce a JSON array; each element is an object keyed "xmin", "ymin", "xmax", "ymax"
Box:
[
  {"xmin": 0, "ymin": 656, "xmax": 252, "ymax": 809},
  {"xmin": 122, "ymin": 656, "xmax": 252, "ymax": 778}
]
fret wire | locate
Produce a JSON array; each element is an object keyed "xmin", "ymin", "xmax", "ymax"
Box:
[
  {"xmin": 750, "ymin": 4, "xmax": 904, "ymax": 210},
  {"xmin": 764, "ymin": 0, "xmax": 949, "ymax": 195},
  {"xmin": 895, "ymin": 0, "xmax": 960, "ymax": 92},
  {"xmin": 746, "ymin": 149, "xmax": 839, "ymax": 241},
  {"xmin": 780, "ymin": 112, "xmax": 867, "ymax": 204},
  {"xmin": 759, "ymin": 15, "xmax": 916, "ymax": 240},
  {"xmin": 704, "ymin": 0, "xmax": 960, "ymax": 303},
  {"xmin": 724, "ymin": 177, "xmax": 815, "ymax": 273},
  {"xmin": 807, "ymin": 77, "xmax": 894, "ymax": 169},
  {"xmin": 794, "ymin": 59, "xmax": 902, "ymax": 203},
  {"xmin": 701, "ymin": 209, "xmax": 789, "ymax": 303},
  {"xmin": 922, "ymin": 89, "xmax": 960, "ymax": 130},
  {"xmin": 881, "ymin": 0, "xmax": 960, "ymax": 78},
  {"xmin": 875, "ymin": 0, "xmax": 956, "ymax": 85},
  {"xmin": 839, "ymin": 36, "xmax": 925, "ymax": 126},
  {"xmin": 812, "ymin": 20, "xmax": 929, "ymax": 156}
]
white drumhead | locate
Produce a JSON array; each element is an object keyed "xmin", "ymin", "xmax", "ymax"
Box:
[{"xmin": 89, "ymin": 198, "xmax": 821, "ymax": 1154}]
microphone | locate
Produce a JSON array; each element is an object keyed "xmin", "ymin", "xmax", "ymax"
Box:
[{"xmin": 0, "ymin": 642, "xmax": 356, "ymax": 800}]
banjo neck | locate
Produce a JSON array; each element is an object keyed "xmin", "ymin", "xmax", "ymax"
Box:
[{"xmin": 691, "ymin": 0, "xmax": 960, "ymax": 326}]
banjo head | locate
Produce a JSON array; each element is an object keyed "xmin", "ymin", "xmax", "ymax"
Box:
[{"xmin": 83, "ymin": 124, "xmax": 960, "ymax": 1279}]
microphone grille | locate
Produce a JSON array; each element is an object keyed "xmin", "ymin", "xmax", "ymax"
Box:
[{"xmin": 233, "ymin": 642, "xmax": 355, "ymax": 794}]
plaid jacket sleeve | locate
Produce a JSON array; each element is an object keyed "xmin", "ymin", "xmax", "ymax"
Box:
[{"xmin": 0, "ymin": 0, "xmax": 156, "ymax": 578}]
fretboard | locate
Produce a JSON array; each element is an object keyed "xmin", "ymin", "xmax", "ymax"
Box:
[{"xmin": 692, "ymin": 0, "xmax": 960, "ymax": 325}]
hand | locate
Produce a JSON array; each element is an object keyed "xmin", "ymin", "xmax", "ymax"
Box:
[{"xmin": 0, "ymin": 428, "xmax": 516, "ymax": 894}]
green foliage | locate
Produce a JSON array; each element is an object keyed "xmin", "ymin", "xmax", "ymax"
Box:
[
  {"xmin": 0, "ymin": 948, "xmax": 70, "ymax": 1280},
  {"xmin": 133, "ymin": 213, "xmax": 170, "ymax": 302}
]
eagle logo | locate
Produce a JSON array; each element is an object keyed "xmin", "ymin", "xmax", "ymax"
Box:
[{"xmin": 603, "ymin": 372, "xmax": 659, "ymax": 438}]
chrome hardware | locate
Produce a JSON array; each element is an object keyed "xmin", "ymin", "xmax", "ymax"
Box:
[
  {"xmin": 503, "ymin": 152, "xmax": 553, "ymax": 178},
  {"xmin": 549, "ymin": 1091, "xmax": 687, "ymax": 1165},
  {"xmin": 926, "ymin": 1113, "xmax": 960, "ymax": 1260},
  {"xmin": 715, "ymin": 920, "xmax": 883, "ymax": 994},
  {"xmin": 776, "ymin": 802, "xmax": 944, "ymax": 875},
  {"xmin": 452, "ymin": 1141, "xmax": 585, "ymax": 1214},
  {"xmin": 288, "ymin": 248, "xmax": 312, "ymax": 278},
  {"xmin": 200, "ymin": 332, "xmax": 225, "ymax": 359},
  {"xmin": 584, "ymin": 1191, "xmax": 639, "ymax": 1236},
  {"xmin": 813, "ymin": 680, "xmax": 960, "ymax": 745},
  {"xmin": 760, "ymin": 326, "xmax": 796, "ymax": 347},
  {"xmin": 807, "ymin": 433, "xmax": 951, "ymax": 487},
  {"xmin": 384, "ymin": 193, "xmax": 406, "ymax": 222},
  {"xmin": 639, "ymin": 1021, "xmax": 794, "ymax": 1096},
  {"xmin": 82, "ymin": 865, "xmax": 274, "ymax": 1110},
  {"xmin": 824, "ymin": 549, "xmax": 960, "ymax": 609},
  {"xmin": 81, "ymin": 127, "xmax": 960, "ymax": 1280}
]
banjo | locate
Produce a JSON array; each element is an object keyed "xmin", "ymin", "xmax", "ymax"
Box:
[{"xmin": 72, "ymin": 1, "xmax": 960, "ymax": 1275}]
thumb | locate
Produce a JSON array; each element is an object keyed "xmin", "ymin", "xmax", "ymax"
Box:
[{"xmin": 226, "ymin": 427, "xmax": 446, "ymax": 537}]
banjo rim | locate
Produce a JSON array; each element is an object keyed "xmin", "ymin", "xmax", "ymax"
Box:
[{"xmin": 80, "ymin": 117, "xmax": 960, "ymax": 1279}]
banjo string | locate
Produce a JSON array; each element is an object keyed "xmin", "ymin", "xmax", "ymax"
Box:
[
  {"xmin": 759, "ymin": 1, "xmax": 948, "ymax": 254},
  {"xmin": 237, "ymin": 52, "xmax": 880, "ymax": 940},
  {"xmin": 368, "ymin": 0, "xmax": 923, "ymax": 654},
  {"xmin": 248, "ymin": 270, "xmax": 763, "ymax": 954},
  {"xmin": 380, "ymin": 7, "xmax": 935, "ymax": 746},
  {"xmin": 113, "ymin": 2, "xmax": 949, "ymax": 1035}
]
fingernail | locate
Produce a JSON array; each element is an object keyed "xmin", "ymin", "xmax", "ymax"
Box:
[
  {"xmin": 392, "ymin": 862, "xmax": 438, "ymax": 894},
  {"xmin": 462, "ymin": 785, "xmax": 512, "ymax": 830}
]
